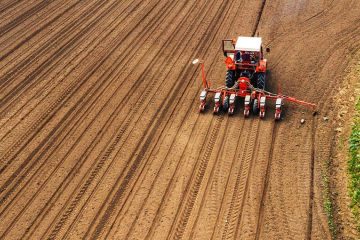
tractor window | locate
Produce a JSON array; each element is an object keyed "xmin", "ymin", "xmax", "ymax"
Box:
[
  {"xmin": 223, "ymin": 40, "xmax": 234, "ymax": 51},
  {"xmin": 236, "ymin": 51, "xmax": 241, "ymax": 61},
  {"xmin": 242, "ymin": 52, "xmax": 250, "ymax": 62},
  {"xmin": 249, "ymin": 52, "xmax": 259, "ymax": 63}
]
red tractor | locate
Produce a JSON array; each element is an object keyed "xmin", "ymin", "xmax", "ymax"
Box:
[{"xmin": 194, "ymin": 36, "xmax": 315, "ymax": 120}]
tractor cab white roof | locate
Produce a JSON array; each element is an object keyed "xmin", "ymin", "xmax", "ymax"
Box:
[{"xmin": 235, "ymin": 36, "xmax": 262, "ymax": 52}]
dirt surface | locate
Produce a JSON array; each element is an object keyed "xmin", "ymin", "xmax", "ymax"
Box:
[
  {"xmin": 1, "ymin": 0, "xmax": 360, "ymax": 239},
  {"xmin": 329, "ymin": 55, "xmax": 360, "ymax": 239}
]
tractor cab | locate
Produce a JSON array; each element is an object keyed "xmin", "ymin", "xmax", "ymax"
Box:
[
  {"xmin": 222, "ymin": 36, "xmax": 267, "ymax": 89},
  {"xmin": 223, "ymin": 36, "xmax": 263, "ymax": 68}
]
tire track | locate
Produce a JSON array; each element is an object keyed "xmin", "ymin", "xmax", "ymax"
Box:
[
  {"xmin": 60, "ymin": 0, "xmax": 207, "ymax": 237},
  {"xmin": 314, "ymin": 26, "xmax": 360, "ymax": 111},
  {"xmin": 171, "ymin": 115, "xmax": 225, "ymax": 240},
  {"xmin": 234, "ymin": 119, "xmax": 266, "ymax": 239},
  {"xmin": 0, "ymin": 0, "xmax": 23, "ymax": 15},
  {"xmin": 255, "ymin": 12, "xmax": 359, "ymax": 239},
  {"xmin": 99, "ymin": 87, "xmax": 200, "ymax": 239},
  {"xmin": 0, "ymin": 0, "xmax": 52, "ymax": 35},
  {"xmin": 0, "ymin": 0, "xmax": 165, "ymax": 213},
  {"xmin": 0, "ymin": 0, "xmax": 131, "ymax": 193},
  {"xmin": 0, "ymin": 0, "xmax": 70, "ymax": 44},
  {"xmin": 254, "ymin": 122, "xmax": 277, "ymax": 240},
  {"xmin": 0, "ymin": 0, "xmax": 150, "ymax": 173},
  {"xmin": 187, "ymin": 117, "xmax": 236, "ymax": 240},
  {"xmin": 251, "ymin": 4, "xmax": 359, "ymax": 239},
  {"xmin": 307, "ymin": 26, "xmax": 360, "ymax": 107},
  {"xmin": 0, "ymin": 0, "xmax": 129, "ymax": 140},
  {"xmin": 258, "ymin": 26, "xmax": 360, "ymax": 239},
  {"xmin": 211, "ymin": 120, "xmax": 251, "ymax": 239},
  {"xmin": 142, "ymin": 3, "xmax": 242, "ymax": 236},
  {"xmin": 209, "ymin": 117, "xmax": 246, "ymax": 240},
  {"xmin": 14, "ymin": 0, "xmax": 200, "ymax": 238},
  {"xmin": 97, "ymin": 0, "xmax": 235, "ymax": 238},
  {"xmin": 305, "ymin": 116, "xmax": 317, "ymax": 240},
  {"xmin": 221, "ymin": 120, "xmax": 259, "ymax": 240},
  {"xmin": 80, "ymin": 1, "xmax": 232, "ymax": 238},
  {"xmin": 267, "ymin": 3, "xmax": 340, "ymax": 72},
  {"xmin": 0, "ymin": 0, "xmax": 85, "ymax": 63},
  {"xmin": 1, "ymin": 0, "xmax": 151, "ymax": 205},
  {"xmin": 305, "ymin": 9, "xmax": 360, "ymax": 239},
  {"xmin": 143, "ymin": 115, "xmax": 210, "ymax": 240},
  {"xmin": 0, "ymin": 0, "xmax": 33, "ymax": 24},
  {"xmin": 41, "ymin": 0, "xmax": 187, "ymax": 237},
  {"xmin": 3, "ymin": 0, "xmax": 107, "ymax": 131},
  {"xmin": 111, "ymin": 0, "xmax": 268, "ymax": 238},
  {"xmin": 175, "ymin": 1, "xmax": 250, "ymax": 238},
  {"xmin": 270, "ymin": 8, "xmax": 359, "ymax": 87},
  {"xmin": 1, "ymin": 0, "xmax": 158, "ymax": 218},
  {"xmin": 0, "ymin": 0, "xmax": 168, "ymax": 238},
  {"xmin": 165, "ymin": 2, "xmax": 249, "ymax": 239},
  {"xmin": 113, "ymin": 84, "xmax": 205, "ymax": 240},
  {"xmin": 0, "ymin": 0, "xmax": 118, "ymax": 99},
  {"xmin": 252, "ymin": 0, "xmax": 267, "ymax": 36},
  {"xmin": 0, "ymin": 0, "xmax": 111, "ymax": 108},
  {"xmin": 84, "ymin": 2, "xmax": 226, "ymax": 238},
  {"xmin": 163, "ymin": 3, "xmax": 234, "ymax": 239},
  {"xmin": 170, "ymin": 1, "xmax": 267, "ymax": 239},
  {"xmin": 266, "ymin": 0, "xmax": 334, "ymax": 54}
]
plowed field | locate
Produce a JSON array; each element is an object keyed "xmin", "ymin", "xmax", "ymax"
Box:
[{"xmin": 1, "ymin": 0, "xmax": 360, "ymax": 239}]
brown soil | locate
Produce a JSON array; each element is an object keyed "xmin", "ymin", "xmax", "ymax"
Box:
[
  {"xmin": 329, "ymin": 55, "xmax": 360, "ymax": 240},
  {"xmin": 0, "ymin": 0, "xmax": 359, "ymax": 239}
]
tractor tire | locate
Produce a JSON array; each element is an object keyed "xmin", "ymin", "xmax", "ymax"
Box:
[
  {"xmin": 223, "ymin": 96, "xmax": 229, "ymax": 111},
  {"xmin": 252, "ymin": 99, "xmax": 259, "ymax": 114},
  {"xmin": 257, "ymin": 72, "xmax": 266, "ymax": 90},
  {"xmin": 225, "ymin": 70, "xmax": 235, "ymax": 88}
]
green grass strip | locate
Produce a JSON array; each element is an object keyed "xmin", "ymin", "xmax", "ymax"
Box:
[{"xmin": 349, "ymin": 97, "xmax": 360, "ymax": 231}]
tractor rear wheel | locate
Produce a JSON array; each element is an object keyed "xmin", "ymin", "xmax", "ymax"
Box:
[
  {"xmin": 257, "ymin": 72, "xmax": 266, "ymax": 90},
  {"xmin": 225, "ymin": 70, "xmax": 235, "ymax": 88}
]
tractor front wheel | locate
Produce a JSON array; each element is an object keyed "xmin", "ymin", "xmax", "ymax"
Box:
[
  {"xmin": 252, "ymin": 99, "xmax": 259, "ymax": 114},
  {"xmin": 223, "ymin": 96, "xmax": 229, "ymax": 111},
  {"xmin": 257, "ymin": 72, "xmax": 266, "ymax": 90},
  {"xmin": 225, "ymin": 70, "xmax": 235, "ymax": 88}
]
